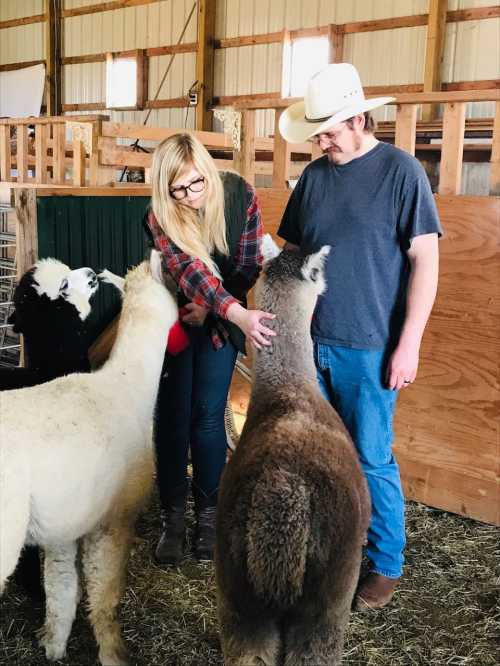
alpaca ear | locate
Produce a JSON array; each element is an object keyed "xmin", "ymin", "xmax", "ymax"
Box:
[
  {"xmin": 301, "ymin": 245, "xmax": 330, "ymax": 293},
  {"xmin": 149, "ymin": 249, "xmax": 164, "ymax": 284},
  {"xmin": 98, "ymin": 269, "xmax": 125, "ymax": 295},
  {"xmin": 261, "ymin": 234, "xmax": 282, "ymax": 266}
]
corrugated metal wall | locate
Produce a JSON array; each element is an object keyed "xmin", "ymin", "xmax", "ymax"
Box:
[
  {"xmin": 63, "ymin": 0, "xmax": 198, "ymax": 129},
  {"xmin": 0, "ymin": 0, "xmax": 45, "ymax": 65},
  {"xmin": 1, "ymin": 0, "xmax": 498, "ymax": 192}
]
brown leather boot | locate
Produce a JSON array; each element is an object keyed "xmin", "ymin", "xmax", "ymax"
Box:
[
  {"xmin": 353, "ymin": 572, "xmax": 400, "ymax": 611},
  {"xmin": 154, "ymin": 503, "xmax": 186, "ymax": 566},
  {"xmin": 193, "ymin": 506, "xmax": 217, "ymax": 562}
]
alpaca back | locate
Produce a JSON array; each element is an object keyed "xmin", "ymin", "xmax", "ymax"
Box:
[{"xmin": 217, "ymin": 248, "xmax": 370, "ymax": 617}]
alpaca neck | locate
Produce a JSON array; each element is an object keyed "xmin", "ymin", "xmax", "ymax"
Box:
[
  {"xmin": 103, "ymin": 304, "xmax": 168, "ymax": 397},
  {"xmin": 252, "ymin": 314, "xmax": 317, "ymax": 393}
]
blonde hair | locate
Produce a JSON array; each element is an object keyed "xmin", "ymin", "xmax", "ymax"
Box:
[{"xmin": 151, "ymin": 133, "xmax": 228, "ymax": 277}]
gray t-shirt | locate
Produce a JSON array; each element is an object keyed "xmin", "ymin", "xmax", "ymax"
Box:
[{"xmin": 278, "ymin": 142, "xmax": 442, "ymax": 351}]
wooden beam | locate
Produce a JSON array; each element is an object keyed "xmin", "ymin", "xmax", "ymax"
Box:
[
  {"xmin": 61, "ymin": 0, "xmax": 161, "ymax": 19},
  {"xmin": 14, "ymin": 189, "xmax": 39, "ymax": 280},
  {"xmin": 35, "ymin": 124, "xmax": 49, "ymax": 184},
  {"xmin": 439, "ymin": 101, "xmax": 466, "ymax": 195},
  {"xmin": 146, "ymin": 43, "xmax": 198, "ymax": 57},
  {"xmin": 341, "ymin": 14, "xmax": 428, "ymax": 34},
  {"xmin": 0, "ymin": 126, "xmax": 12, "ymax": 182},
  {"xmin": 145, "ymin": 97, "xmax": 190, "ymax": 109},
  {"xmin": 447, "ymin": 6, "xmax": 500, "ymax": 23},
  {"xmin": 423, "ymin": 0, "xmax": 448, "ymax": 121},
  {"xmin": 72, "ymin": 138, "xmax": 86, "ymax": 187},
  {"xmin": 62, "ymin": 103, "xmax": 107, "ymax": 112},
  {"xmin": 195, "ymin": 0, "xmax": 216, "ymax": 131},
  {"xmin": 229, "ymin": 89, "xmax": 499, "ymax": 111},
  {"xmin": 52, "ymin": 123, "xmax": 67, "ymax": 184},
  {"xmin": 490, "ymin": 102, "xmax": 500, "ymax": 195},
  {"xmin": 215, "ymin": 31, "xmax": 284, "ymax": 49},
  {"xmin": 233, "ymin": 110, "xmax": 256, "ymax": 185},
  {"xmin": 272, "ymin": 109, "xmax": 291, "ymax": 188},
  {"xmin": 61, "ymin": 43, "xmax": 197, "ymax": 67},
  {"xmin": 443, "ymin": 79, "xmax": 500, "ymax": 92},
  {"xmin": 45, "ymin": 0, "xmax": 62, "ymax": 116},
  {"xmin": 289, "ymin": 26, "xmax": 329, "ymax": 40},
  {"xmin": 0, "ymin": 14, "xmax": 46, "ymax": 30},
  {"xmin": 16, "ymin": 125, "xmax": 29, "ymax": 183},
  {"xmin": 329, "ymin": 24, "xmax": 344, "ymax": 63},
  {"xmin": 0, "ymin": 60, "xmax": 45, "ymax": 73},
  {"xmin": 395, "ymin": 104, "xmax": 418, "ymax": 155}
]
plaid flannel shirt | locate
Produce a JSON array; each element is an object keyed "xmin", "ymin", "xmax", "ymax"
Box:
[{"xmin": 147, "ymin": 182, "xmax": 263, "ymax": 349}]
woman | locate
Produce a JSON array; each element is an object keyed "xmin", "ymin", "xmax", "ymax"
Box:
[{"xmin": 145, "ymin": 133, "xmax": 275, "ymax": 565}]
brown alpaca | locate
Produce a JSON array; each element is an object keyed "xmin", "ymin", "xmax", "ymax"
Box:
[{"xmin": 216, "ymin": 246, "xmax": 371, "ymax": 665}]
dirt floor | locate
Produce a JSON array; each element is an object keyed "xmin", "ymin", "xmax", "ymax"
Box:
[{"xmin": 0, "ymin": 497, "xmax": 498, "ymax": 666}]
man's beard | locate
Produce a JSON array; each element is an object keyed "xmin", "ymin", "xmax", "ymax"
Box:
[{"xmin": 325, "ymin": 135, "xmax": 362, "ymax": 162}]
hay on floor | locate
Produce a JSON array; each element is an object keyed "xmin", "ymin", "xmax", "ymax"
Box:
[{"xmin": 1, "ymin": 499, "xmax": 498, "ymax": 665}]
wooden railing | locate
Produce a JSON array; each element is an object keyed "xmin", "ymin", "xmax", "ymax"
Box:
[
  {"xmin": 0, "ymin": 88, "xmax": 499, "ymax": 195},
  {"xmin": 231, "ymin": 89, "xmax": 500, "ymax": 196}
]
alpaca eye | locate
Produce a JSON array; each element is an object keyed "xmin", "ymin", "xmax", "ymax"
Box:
[
  {"xmin": 60, "ymin": 278, "xmax": 69, "ymax": 292},
  {"xmin": 309, "ymin": 267, "xmax": 319, "ymax": 282}
]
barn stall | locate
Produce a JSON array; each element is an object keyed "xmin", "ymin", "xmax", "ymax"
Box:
[{"xmin": 0, "ymin": 0, "xmax": 499, "ymax": 664}]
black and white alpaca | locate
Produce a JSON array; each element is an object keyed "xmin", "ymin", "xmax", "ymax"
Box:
[
  {"xmin": 216, "ymin": 243, "xmax": 371, "ymax": 666},
  {"xmin": 0, "ymin": 258, "xmax": 98, "ymax": 390},
  {"xmin": 0, "ymin": 251, "xmax": 177, "ymax": 666}
]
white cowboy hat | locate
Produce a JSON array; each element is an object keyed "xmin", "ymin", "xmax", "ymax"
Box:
[{"xmin": 279, "ymin": 63, "xmax": 395, "ymax": 144}]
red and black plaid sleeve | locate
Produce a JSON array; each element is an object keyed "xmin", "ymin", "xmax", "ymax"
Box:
[
  {"xmin": 224, "ymin": 183, "xmax": 264, "ymax": 299},
  {"xmin": 146, "ymin": 211, "xmax": 239, "ymax": 318}
]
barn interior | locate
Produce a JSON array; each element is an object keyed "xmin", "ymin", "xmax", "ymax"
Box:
[{"xmin": 0, "ymin": 1, "xmax": 499, "ymax": 665}]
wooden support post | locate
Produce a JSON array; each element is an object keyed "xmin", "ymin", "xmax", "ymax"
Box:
[
  {"xmin": 87, "ymin": 121, "xmax": 115, "ymax": 186},
  {"xmin": 16, "ymin": 125, "xmax": 29, "ymax": 183},
  {"xmin": 422, "ymin": 0, "xmax": 448, "ymax": 121},
  {"xmin": 272, "ymin": 109, "xmax": 291, "ymax": 188},
  {"xmin": 14, "ymin": 189, "xmax": 38, "ymax": 279},
  {"xmin": 14, "ymin": 187, "xmax": 38, "ymax": 367},
  {"xmin": 52, "ymin": 123, "xmax": 66, "ymax": 183},
  {"xmin": 72, "ymin": 139, "xmax": 86, "ymax": 186},
  {"xmin": 45, "ymin": 0, "xmax": 62, "ymax": 116},
  {"xmin": 35, "ymin": 124, "xmax": 48, "ymax": 184},
  {"xmin": 490, "ymin": 101, "xmax": 500, "ymax": 195},
  {"xmin": 328, "ymin": 24, "xmax": 344, "ymax": 63},
  {"xmin": 195, "ymin": 0, "xmax": 216, "ymax": 131},
  {"xmin": 439, "ymin": 101, "xmax": 466, "ymax": 195},
  {"xmin": 395, "ymin": 104, "xmax": 418, "ymax": 155},
  {"xmin": 0, "ymin": 125, "xmax": 12, "ymax": 182},
  {"xmin": 233, "ymin": 110, "xmax": 255, "ymax": 185}
]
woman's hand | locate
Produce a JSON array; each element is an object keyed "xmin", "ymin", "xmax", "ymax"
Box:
[
  {"xmin": 226, "ymin": 302, "xmax": 276, "ymax": 350},
  {"xmin": 181, "ymin": 303, "xmax": 210, "ymax": 327}
]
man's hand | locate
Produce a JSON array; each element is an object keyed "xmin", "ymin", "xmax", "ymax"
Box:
[
  {"xmin": 386, "ymin": 340, "xmax": 419, "ymax": 390},
  {"xmin": 181, "ymin": 302, "xmax": 209, "ymax": 327}
]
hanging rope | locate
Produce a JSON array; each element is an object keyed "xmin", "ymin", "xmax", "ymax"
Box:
[{"xmin": 120, "ymin": 0, "xmax": 198, "ymax": 180}]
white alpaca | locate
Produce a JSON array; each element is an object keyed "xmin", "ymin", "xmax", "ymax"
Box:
[{"xmin": 0, "ymin": 251, "xmax": 177, "ymax": 666}]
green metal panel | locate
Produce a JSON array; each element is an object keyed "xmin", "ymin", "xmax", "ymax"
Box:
[{"xmin": 36, "ymin": 196, "xmax": 150, "ymax": 341}]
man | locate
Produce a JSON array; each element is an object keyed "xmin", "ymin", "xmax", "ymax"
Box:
[{"xmin": 278, "ymin": 63, "xmax": 442, "ymax": 610}]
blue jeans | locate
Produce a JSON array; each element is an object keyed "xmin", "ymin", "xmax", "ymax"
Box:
[
  {"xmin": 154, "ymin": 324, "xmax": 237, "ymax": 510},
  {"xmin": 314, "ymin": 342, "xmax": 405, "ymax": 578}
]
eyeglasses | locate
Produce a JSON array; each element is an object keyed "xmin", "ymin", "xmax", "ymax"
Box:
[
  {"xmin": 311, "ymin": 123, "xmax": 347, "ymax": 144},
  {"xmin": 169, "ymin": 176, "xmax": 206, "ymax": 200}
]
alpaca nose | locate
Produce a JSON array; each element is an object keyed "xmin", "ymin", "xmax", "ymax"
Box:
[{"xmin": 87, "ymin": 269, "xmax": 98, "ymax": 288}]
